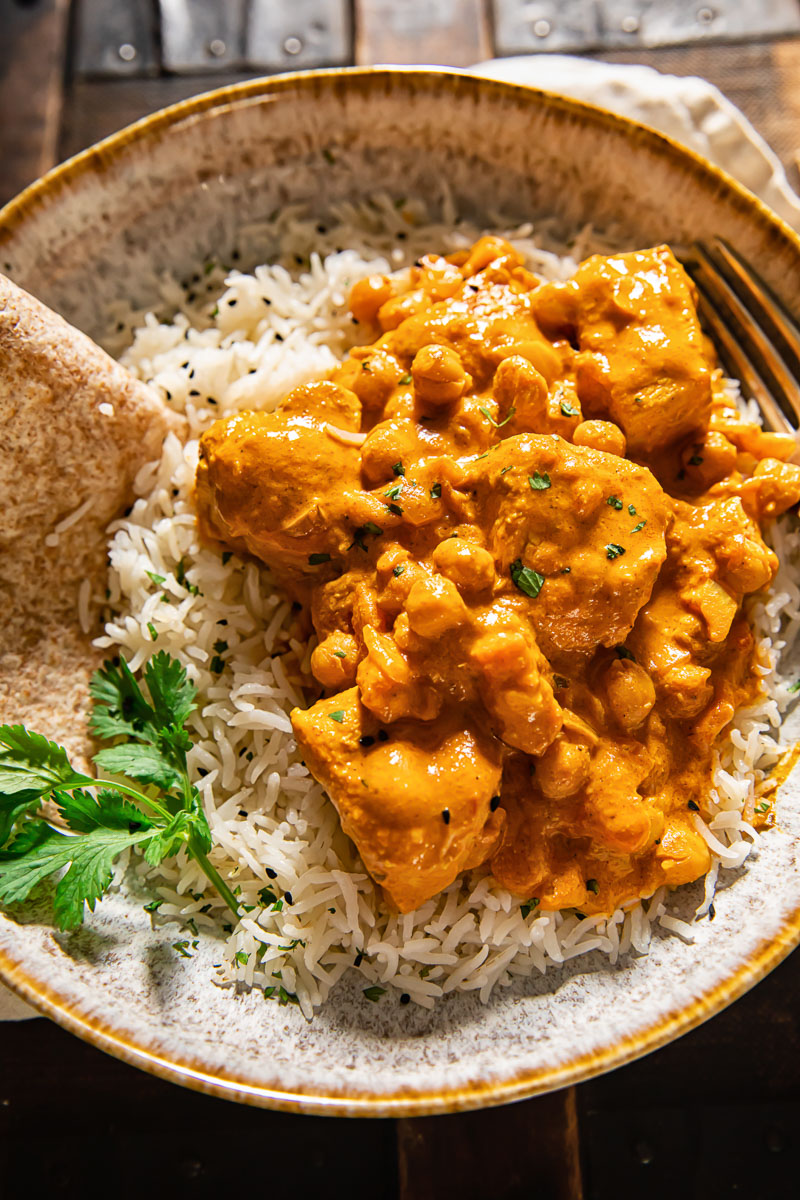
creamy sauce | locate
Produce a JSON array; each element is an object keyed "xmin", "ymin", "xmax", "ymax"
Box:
[{"xmin": 196, "ymin": 237, "xmax": 800, "ymax": 915}]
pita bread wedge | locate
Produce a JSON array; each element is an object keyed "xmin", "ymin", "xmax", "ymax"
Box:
[{"xmin": 0, "ymin": 274, "xmax": 183, "ymax": 767}]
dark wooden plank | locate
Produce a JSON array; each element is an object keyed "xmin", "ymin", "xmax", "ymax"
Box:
[
  {"xmin": 0, "ymin": 0, "xmax": 70, "ymax": 205},
  {"xmin": 58, "ymin": 74, "xmax": 254, "ymax": 162},
  {"xmin": 398, "ymin": 1088, "xmax": 583, "ymax": 1200},
  {"xmin": 0, "ymin": 1017, "xmax": 398, "ymax": 1196}
]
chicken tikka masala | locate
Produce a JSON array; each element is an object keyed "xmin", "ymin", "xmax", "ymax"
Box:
[{"xmin": 196, "ymin": 236, "xmax": 800, "ymax": 917}]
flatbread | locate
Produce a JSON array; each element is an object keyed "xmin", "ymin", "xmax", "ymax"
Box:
[{"xmin": 0, "ymin": 274, "xmax": 182, "ymax": 766}]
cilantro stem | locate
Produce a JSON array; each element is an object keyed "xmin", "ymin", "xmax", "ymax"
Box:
[
  {"xmin": 95, "ymin": 778, "xmax": 174, "ymax": 824},
  {"xmin": 187, "ymin": 833, "xmax": 240, "ymax": 921}
]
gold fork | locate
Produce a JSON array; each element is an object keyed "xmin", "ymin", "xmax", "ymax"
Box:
[{"xmin": 677, "ymin": 238, "xmax": 800, "ymax": 438}]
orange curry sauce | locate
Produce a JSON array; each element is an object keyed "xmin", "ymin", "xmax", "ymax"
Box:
[{"xmin": 195, "ymin": 237, "xmax": 800, "ymax": 916}]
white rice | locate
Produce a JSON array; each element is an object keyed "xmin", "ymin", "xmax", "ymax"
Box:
[{"xmin": 90, "ymin": 197, "xmax": 800, "ymax": 1013}]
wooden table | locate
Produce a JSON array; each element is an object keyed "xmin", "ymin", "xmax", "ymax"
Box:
[{"xmin": 1, "ymin": 3, "xmax": 800, "ymax": 1197}]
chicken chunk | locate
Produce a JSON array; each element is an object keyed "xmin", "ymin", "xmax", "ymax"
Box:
[
  {"xmin": 533, "ymin": 245, "xmax": 711, "ymax": 456},
  {"xmin": 466, "ymin": 433, "xmax": 669, "ymax": 652},
  {"xmin": 291, "ymin": 688, "xmax": 505, "ymax": 912}
]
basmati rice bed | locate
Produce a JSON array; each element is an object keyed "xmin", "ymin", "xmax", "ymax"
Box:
[{"xmin": 91, "ymin": 198, "xmax": 800, "ymax": 1017}]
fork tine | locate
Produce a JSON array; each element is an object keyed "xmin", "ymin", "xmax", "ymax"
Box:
[
  {"xmin": 707, "ymin": 238, "xmax": 800, "ymax": 383},
  {"xmin": 691, "ymin": 285, "xmax": 796, "ymax": 437},
  {"xmin": 687, "ymin": 241, "xmax": 800, "ymax": 433}
]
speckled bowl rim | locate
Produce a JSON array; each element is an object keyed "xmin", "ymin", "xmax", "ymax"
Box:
[{"xmin": 1, "ymin": 66, "xmax": 800, "ymax": 1117}]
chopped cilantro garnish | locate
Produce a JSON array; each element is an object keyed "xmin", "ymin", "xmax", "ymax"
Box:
[
  {"xmin": 235, "ymin": 951, "xmax": 249, "ymax": 966},
  {"xmin": 560, "ymin": 398, "xmax": 580, "ymax": 417},
  {"xmin": 606, "ymin": 495, "xmax": 623, "ymax": 510},
  {"xmin": 788, "ymin": 680, "xmax": 800, "ymax": 693},
  {"xmin": 586, "ymin": 879, "xmax": 599, "ymax": 895},
  {"xmin": 631, "ymin": 520, "xmax": 647, "ymax": 533},
  {"xmin": 392, "ymin": 461, "xmax": 405, "ymax": 476},
  {"xmin": 146, "ymin": 570, "xmax": 166, "ymax": 586},
  {"xmin": 333, "ymin": 650, "xmax": 346, "ymax": 659},
  {"xmin": 308, "ymin": 552, "xmax": 331, "ymax": 565},
  {"xmin": 398, "ymin": 374, "xmax": 412, "ymax": 385},
  {"xmin": 386, "ymin": 503, "xmax": 403, "ymax": 516},
  {"xmin": 529, "ymin": 471, "xmax": 551, "ymax": 490},
  {"xmin": 147, "ymin": 622, "xmax": 158, "ymax": 642},
  {"xmin": 363, "ymin": 986, "xmax": 386, "ymax": 1002},
  {"xmin": 430, "ymin": 482, "xmax": 442, "ymax": 499},
  {"xmin": 172, "ymin": 941, "xmax": 193, "ymax": 958},
  {"xmin": 384, "ymin": 484, "xmax": 403, "ymax": 500},
  {"xmin": 479, "ymin": 405, "xmax": 516, "ymax": 428},
  {"xmin": 606, "ymin": 544, "xmax": 626, "ymax": 559},
  {"xmin": 393, "ymin": 565, "xmax": 405, "ymax": 577},
  {"xmin": 213, "ymin": 640, "xmax": 228, "ymax": 654},
  {"xmin": 615, "ymin": 646, "xmax": 635, "ymax": 660},
  {"xmin": 520, "ymin": 898, "xmax": 540, "ymax": 918},
  {"xmin": 329, "ymin": 710, "xmax": 345, "ymax": 723},
  {"xmin": 510, "ymin": 559, "xmax": 545, "ymax": 599},
  {"xmin": 628, "ymin": 504, "xmax": 637, "ymax": 516}
]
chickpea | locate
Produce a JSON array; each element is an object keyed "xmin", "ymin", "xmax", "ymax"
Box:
[
  {"xmin": 461, "ymin": 235, "xmax": 520, "ymax": 276},
  {"xmin": 378, "ymin": 290, "xmax": 426, "ymax": 331},
  {"xmin": 680, "ymin": 431, "xmax": 737, "ymax": 488},
  {"xmin": 350, "ymin": 349, "xmax": 403, "ymax": 410},
  {"xmin": 661, "ymin": 663, "xmax": 713, "ymax": 719},
  {"xmin": 360, "ymin": 419, "xmax": 419, "ymax": 487},
  {"xmin": 310, "ymin": 632, "xmax": 358, "ymax": 690},
  {"xmin": 432, "ymin": 537, "xmax": 496, "ymax": 593},
  {"xmin": 348, "ymin": 274, "xmax": 396, "ymax": 324},
  {"xmin": 405, "ymin": 574, "xmax": 467, "ymax": 638},
  {"xmin": 494, "ymin": 337, "xmax": 562, "ymax": 385},
  {"xmin": 536, "ymin": 736, "xmax": 591, "ymax": 800},
  {"xmin": 603, "ymin": 659, "xmax": 656, "ymax": 731},
  {"xmin": 412, "ymin": 344, "xmax": 468, "ymax": 407},
  {"xmin": 573, "ymin": 419, "xmax": 627, "ymax": 457},
  {"xmin": 492, "ymin": 355, "xmax": 547, "ymax": 429},
  {"xmin": 752, "ymin": 458, "xmax": 800, "ymax": 519}
]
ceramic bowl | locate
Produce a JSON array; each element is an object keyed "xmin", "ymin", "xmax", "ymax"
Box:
[{"xmin": 1, "ymin": 67, "xmax": 800, "ymax": 1116}]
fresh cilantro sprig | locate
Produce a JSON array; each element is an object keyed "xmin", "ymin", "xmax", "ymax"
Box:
[{"xmin": 0, "ymin": 651, "xmax": 239, "ymax": 930}]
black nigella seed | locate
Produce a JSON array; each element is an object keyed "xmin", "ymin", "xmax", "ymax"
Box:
[
  {"xmin": 442, "ymin": 809, "xmax": 450, "ymax": 825},
  {"xmin": 228, "ymin": 298, "xmax": 237, "ymax": 306},
  {"xmin": 275, "ymin": 333, "xmax": 284, "ymax": 342},
  {"xmin": 232, "ymin": 249, "xmax": 240, "ymax": 260},
  {"xmin": 266, "ymin": 868, "xmax": 277, "ymax": 880},
  {"xmin": 687, "ymin": 800, "xmax": 700, "ymax": 811},
  {"xmin": 490, "ymin": 795, "xmax": 500, "ymax": 812},
  {"xmin": 377, "ymin": 730, "xmax": 389, "ymax": 742},
  {"xmin": 354, "ymin": 951, "xmax": 363, "ymax": 967},
  {"xmin": 359, "ymin": 735, "xmax": 375, "ymax": 747},
  {"xmin": 708, "ymin": 903, "xmax": 716, "ymax": 921},
  {"xmin": 317, "ymin": 223, "xmax": 327, "ymax": 234},
  {"xmin": 187, "ymin": 292, "xmax": 196, "ymax": 302},
  {"xmin": 189, "ymin": 389, "xmax": 200, "ymax": 396},
  {"xmin": 284, "ymin": 892, "xmax": 293, "ymax": 905},
  {"xmin": 400, "ymin": 993, "xmax": 410, "ymax": 1005}
]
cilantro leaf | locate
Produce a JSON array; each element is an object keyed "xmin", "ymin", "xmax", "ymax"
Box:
[
  {"xmin": 0, "ymin": 825, "xmax": 153, "ymax": 931},
  {"xmin": 93, "ymin": 744, "xmax": 183, "ymax": 792},
  {"xmin": 55, "ymin": 788, "xmax": 153, "ymax": 834},
  {"xmin": 0, "ymin": 725, "xmax": 93, "ymax": 796},
  {"xmin": 143, "ymin": 651, "xmax": 197, "ymax": 731},
  {"xmin": 89, "ymin": 657, "xmax": 156, "ymax": 741},
  {"xmin": 510, "ymin": 560, "xmax": 545, "ymax": 599}
]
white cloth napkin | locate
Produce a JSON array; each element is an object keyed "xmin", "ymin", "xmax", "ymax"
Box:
[
  {"xmin": 471, "ymin": 54, "xmax": 800, "ymax": 231},
  {"xmin": 2, "ymin": 56, "xmax": 797, "ymax": 1023}
]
